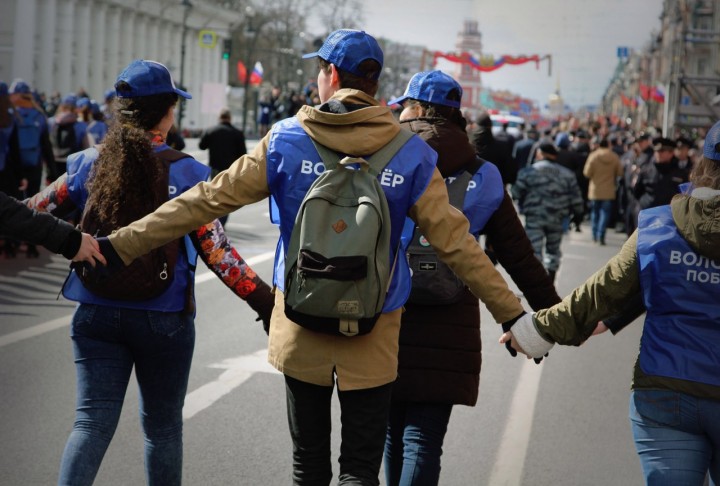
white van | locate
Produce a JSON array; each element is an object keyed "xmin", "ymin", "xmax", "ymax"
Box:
[{"xmin": 489, "ymin": 113, "xmax": 525, "ymax": 139}]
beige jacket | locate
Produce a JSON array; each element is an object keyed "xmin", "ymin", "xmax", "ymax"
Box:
[
  {"xmin": 108, "ymin": 89, "xmax": 524, "ymax": 390},
  {"xmin": 583, "ymin": 147, "xmax": 623, "ymax": 200}
]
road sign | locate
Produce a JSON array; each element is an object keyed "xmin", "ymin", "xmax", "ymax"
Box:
[{"xmin": 199, "ymin": 30, "xmax": 217, "ymax": 49}]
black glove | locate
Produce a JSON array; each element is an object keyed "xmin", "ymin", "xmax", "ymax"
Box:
[
  {"xmin": 244, "ymin": 280, "xmax": 274, "ymax": 335},
  {"xmin": 533, "ymin": 353, "xmax": 548, "ymax": 365},
  {"xmin": 501, "ymin": 311, "xmax": 526, "ymax": 358}
]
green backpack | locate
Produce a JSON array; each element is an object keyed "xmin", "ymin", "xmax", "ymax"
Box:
[{"xmin": 284, "ymin": 130, "xmax": 413, "ymax": 337}]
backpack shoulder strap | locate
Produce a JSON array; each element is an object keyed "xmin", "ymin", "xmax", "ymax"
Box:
[
  {"xmin": 366, "ymin": 128, "xmax": 414, "ymax": 176},
  {"xmin": 447, "ymin": 170, "xmax": 472, "ymax": 209},
  {"xmin": 156, "ymin": 147, "xmax": 192, "ymax": 163},
  {"xmin": 309, "ymin": 138, "xmax": 342, "ymax": 170}
]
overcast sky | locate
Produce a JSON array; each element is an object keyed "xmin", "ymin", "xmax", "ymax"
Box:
[{"xmin": 358, "ymin": 0, "xmax": 664, "ymax": 109}]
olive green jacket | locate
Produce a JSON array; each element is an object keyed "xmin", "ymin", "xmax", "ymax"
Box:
[{"xmin": 530, "ymin": 189, "xmax": 720, "ymax": 400}]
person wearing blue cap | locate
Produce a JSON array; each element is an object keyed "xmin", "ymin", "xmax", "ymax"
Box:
[
  {"xmin": 502, "ymin": 119, "xmax": 720, "ymax": 486},
  {"xmin": 99, "ymin": 31, "xmax": 529, "ymax": 485},
  {"xmin": 48, "ymin": 92, "xmax": 90, "ymax": 175},
  {"xmin": 383, "ymin": 71, "xmax": 560, "ymax": 486},
  {"xmin": 8, "ymin": 78, "xmax": 58, "ymax": 257},
  {"xmin": 25, "ymin": 59, "xmax": 274, "ymax": 486},
  {"xmin": 86, "ymin": 100, "xmax": 108, "ymax": 144}
]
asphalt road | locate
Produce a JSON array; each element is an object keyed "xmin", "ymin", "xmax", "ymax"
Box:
[{"xmin": 0, "ymin": 145, "xmax": 645, "ymax": 485}]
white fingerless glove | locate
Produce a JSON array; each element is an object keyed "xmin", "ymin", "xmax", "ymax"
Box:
[{"xmin": 511, "ymin": 312, "xmax": 554, "ymax": 358}]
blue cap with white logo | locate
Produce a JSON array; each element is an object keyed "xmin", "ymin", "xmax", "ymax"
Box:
[
  {"xmin": 302, "ymin": 30, "xmax": 383, "ymax": 80},
  {"xmin": 387, "ymin": 70, "xmax": 462, "ymax": 109},
  {"xmin": 703, "ymin": 120, "xmax": 720, "ymax": 162},
  {"xmin": 115, "ymin": 60, "xmax": 191, "ymax": 99}
]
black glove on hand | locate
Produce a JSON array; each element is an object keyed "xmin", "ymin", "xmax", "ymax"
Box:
[
  {"xmin": 244, "ymin": 280, "xmax": 274, "ymax": 335},
  {"xmin": 533, "ymin": 353, "xmax": 548, "ymax": 365},
  {"xmin": 501, "ymin": 311, "xmax": 526, "ymax": 358}
]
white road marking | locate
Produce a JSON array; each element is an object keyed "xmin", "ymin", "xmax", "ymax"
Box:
[
  {"xmin": 183, "ymin": 349, "xmax": 279, "ymax": 420},
  {"xmin": 0, "ymin": 251, "xmax": 275, "ymax": 348},
  {"xmin": 487, "ymin": 358, "xmax": 544, "ymax": 486}
]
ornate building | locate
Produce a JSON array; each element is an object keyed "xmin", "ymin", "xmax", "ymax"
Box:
[
  {"xmin": 1, "ymin": 0, "xmax": 243, "ymax": 130},
  {"xmin": 452, "ymin": 20, "xmax": 483, "ymax": 119}
]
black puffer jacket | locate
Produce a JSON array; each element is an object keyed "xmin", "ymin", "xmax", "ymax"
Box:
[
  {"xmin": 0, "ymin": 191, "xmax": 81, "ymax": 258},
  {"xmin": 394, "ymin": 118, "xmax": 560, "ymax": 406}
]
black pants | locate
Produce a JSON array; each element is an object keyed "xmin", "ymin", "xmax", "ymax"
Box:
[{"xmin": 284, "ymin": 375, "xmax": 393, "ymax": 486}]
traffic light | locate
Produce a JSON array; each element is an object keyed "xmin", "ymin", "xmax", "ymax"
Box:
[{"xmin": 222, "ymin": 39, "xmax": 232, "ymax": 60}]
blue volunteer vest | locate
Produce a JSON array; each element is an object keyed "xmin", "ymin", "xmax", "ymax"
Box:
[
  {"xmin": 401, "ymin": 160, "xmax": 504, "ymax": 254},
  {"xmin": 63, "ymin": 144, "xmax": 210, "ymax": 311},
  {"xmin": 637, "ymin": 205, "xmax": 720, "ymax": 386},
  {"xmin": 266, "ymin": 117, "xmax": 438, "ymax": 312}
]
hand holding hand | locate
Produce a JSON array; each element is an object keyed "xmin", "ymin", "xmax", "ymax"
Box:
[
  {"xmin": 72, "ymin": 233, "xmax": 106, "ymax": 267},
  {"xmin": 592, "ymin": 321, "xmax": 609, "ymax": 336}
]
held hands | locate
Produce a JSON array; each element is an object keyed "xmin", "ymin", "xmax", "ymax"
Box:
[
  {"xmin": 72, "ymin": 233, "xmax": 106, "ymax": 267},
  {"xmin": 499, "ymin": 312, "xmax": 554, "ymax": 361}
]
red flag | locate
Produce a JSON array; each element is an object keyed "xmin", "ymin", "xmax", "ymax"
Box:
[
  {"xmin": 237, "ymin": 61, "xmax": 248, "ymax": 83},
  {"xmin": 639, "ymin": 84, "xmax": 651, "ymax": 101}
]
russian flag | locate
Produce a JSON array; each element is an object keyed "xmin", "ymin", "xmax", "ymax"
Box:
[
  {"xmin": 250, "ymin": 62, "xmax": 263, "ymax": 86},
  {"xmin": 651, "ymin": 85, "xmax": 665, "ymax": 103}
]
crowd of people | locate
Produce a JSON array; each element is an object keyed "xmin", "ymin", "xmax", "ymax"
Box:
[{"xmin": 1, "ymin": 27, "xmax": 718, "ymax": 486}]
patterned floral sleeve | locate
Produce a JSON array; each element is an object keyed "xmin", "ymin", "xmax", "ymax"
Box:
[
  {"xmin": 25, "ymin": 174, "xmax": 77, "ymax": 218},
  {"xmin": 191, "ymin": 219, "xmax": 263, "ymax": 299}
]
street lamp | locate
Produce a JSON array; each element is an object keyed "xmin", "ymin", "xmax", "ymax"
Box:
[
  {"xmin": 241, "ymin": 6, "xmax": 256, "ymax": 133},
  {"xmin": 177, "ymin": 0, "xmax": 193, "ymax": 131}
]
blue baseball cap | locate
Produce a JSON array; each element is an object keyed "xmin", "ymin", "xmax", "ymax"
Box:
[
  {"xmin": 115, "ymin": 60, "xmax": 191, "ymax": 99},
  {"xmin": 703, "ymin": 120, "xmax": 720, "ymax": 161},
  {"xmin": 302, "ymin": 29, "xmax": 383, "ymax": 80},
  {"xmin": 62, "ymin": 94, "xmax": 78, "ymax": 106},
  {"xmin": 0, "ymin": 82, "xmax": 7, "ymax": 96},
  {"xmin": 9, "ymin": 79, "xmax": 31, "ymax": 94},
  {"xmin": 387, "ymin": 70, "xmax": 462, "ymax": 108},
  {"xmin": 76, "ymin": 97, "xmax": 91, "ymax": 109},
  {"xmin": 90, "ymin": 100, "xmax": 101, "ymax": 115}
]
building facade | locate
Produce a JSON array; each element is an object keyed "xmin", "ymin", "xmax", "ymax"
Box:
[{"xmin": 1, "ymin": 0, "xmax": 244, "ymax": 130}]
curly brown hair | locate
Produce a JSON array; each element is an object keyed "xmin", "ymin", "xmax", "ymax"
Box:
[{"xmin": 85, "ymin": 85, "xmax": 178, "ymax": 227}]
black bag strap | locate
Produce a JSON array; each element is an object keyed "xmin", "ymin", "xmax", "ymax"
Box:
[
  {"xmin": 447, "ymin": 171, "xmax": 472, "ymax": 209},
  {"xmin": 310, "ymin": 128, "xmax": 414, "ymax": 175},
  {"xmin": 155, "ymin": 147, "xmax": 192, "ymax": 163}
]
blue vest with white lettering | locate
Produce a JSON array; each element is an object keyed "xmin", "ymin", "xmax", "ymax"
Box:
[
  {"xmin": 401, "ymin": 160, "xmax": 504, "ymax": 250},
  {"xmin": 63, "ymin": 144, "xmax": 210, "ymax": 311},
  {"xmin": 637, "ymin": 205, "xmax": 720, "ymax": 386},
  {"xmin": 266, "ymin": 117, "xmax": 438, "ymax": 311}
]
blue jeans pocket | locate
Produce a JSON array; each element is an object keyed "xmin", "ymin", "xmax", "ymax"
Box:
[
  {"xmin": 147, "ymin": 311, "xmax": 186, "ymax": 338},
  {"xmin": 632, "ymin": 390, "xmax": 681, "ymax": 427},
  {"xmin": 71, "ymin": 304, "xmax": 99, "ymax": 337}
]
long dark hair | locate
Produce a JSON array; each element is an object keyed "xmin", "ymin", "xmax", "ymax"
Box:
[{"xmin": 85, "ymin": 84, "xmax": 178, "ymax": 227}]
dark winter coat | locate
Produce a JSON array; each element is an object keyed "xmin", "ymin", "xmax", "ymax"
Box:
[
  {"xmin": 394, "ymin": 117, "xmax": 560, "ymax": 406},
  {"xmin": 0, "ymin": 191, "xmax": 80, "ymax": 258},
  {"xmin": 198, "ymin": 121, "xmax": 247, "ymax": 172}
]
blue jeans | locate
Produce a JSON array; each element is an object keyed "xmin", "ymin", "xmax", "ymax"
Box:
[
  {"xmin": 58, "ymin": 304, "xmax": 195, "ymax": 486},
  {"xmin": 384, "ymin": 402, "xmax": 453, "ymax": 486},
  {"xmin": 630, "ymin": 389, "xmax": 720, "ymax": 486},
  {"xmin": 590, "ymin": 200, "xmax": 613, "ymax": 243}
]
